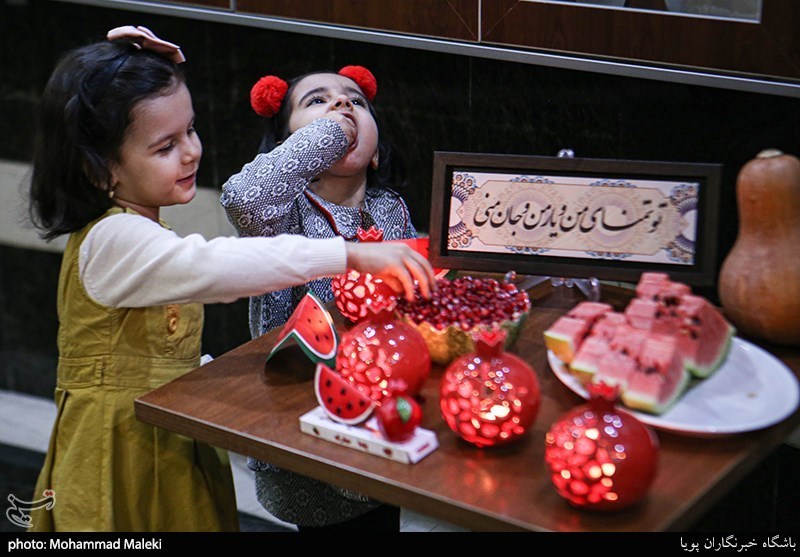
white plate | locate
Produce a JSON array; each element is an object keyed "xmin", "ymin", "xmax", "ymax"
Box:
[{"xmin": 548, "ymin": 337, "xmax": 800, "ymax": 437}]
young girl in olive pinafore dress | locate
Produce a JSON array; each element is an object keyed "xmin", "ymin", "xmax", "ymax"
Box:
[
  {"xmin": 30, "ymin": 208, "xmax": 236, "ymax": 531},
  {"xmin": 26, "ymin": 26, "xmax": 432, "ymax": 532}
]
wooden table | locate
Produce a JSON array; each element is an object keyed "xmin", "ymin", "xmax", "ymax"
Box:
[{"xmin": 134, "ymin": 282, "xmax": 800, "ymax": 532}]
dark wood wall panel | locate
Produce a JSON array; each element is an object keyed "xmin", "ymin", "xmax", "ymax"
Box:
[
  {"xmin": 104, "ymin": 1, "xmax": 800, "ymax": 84},
  {"xmin": 236, "ymin": 0, "xmax": 479, "ymax": 41},
  {"xmin": 482, "ymin": 0, "xmax": 800, "ymax": 81},
  {"xmin": 170, "ymin": 0, "xmax": 231, "ymax": 8}
]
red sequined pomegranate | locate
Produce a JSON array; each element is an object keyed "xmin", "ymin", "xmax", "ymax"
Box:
[
  {"xmin": 331, "ymin": 226, "xmax": 397, "ymax": 323},
  {"xmin": 544, "ymin": 383, "xmax": 659, "ymax": 511},
  {"xmin": 336, "ymin": 297, "xmax": 431, "ymax": 403},
  {"xmin": 440, "ymin": 329, "xmax": 540, "ymax": 448}
]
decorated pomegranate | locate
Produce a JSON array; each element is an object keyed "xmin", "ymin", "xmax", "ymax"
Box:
[
  {"xmin": 336, "ymin": 297, "xmax": 431, "ymax": 403},
  {"xmin": 440, "ymin": 329, "xmax": 540, "ymax": 448},
  {"xmin": 544, "ymin": 383, "xmax": 659, "ymax": 511},
  {"xmin": 395, "ymin": 275, "xmax": 531, "ymax": 365},
  {"xmin": 331, "ymin": 226, "xmax": 397, "ymax": 323}
]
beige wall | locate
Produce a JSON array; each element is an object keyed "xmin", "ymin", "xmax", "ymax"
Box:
[{"xmin": 0, "ymin": 159, "xmax": 237, "ymax": 253}]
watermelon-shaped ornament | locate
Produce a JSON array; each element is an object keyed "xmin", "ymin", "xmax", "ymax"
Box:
[
  {"xmin": 544, "ymin": 382, "xmax": 659, "ymax": 511},
  {"xmin": 331, "ymin": 226, "xmax": 397, "ymax": 323},
  {"xmin": 268, "ymin": 291, "xmax": 338, "ymax": 367},
  {"xmin": 314, "ymin": 362, "xmax": 376, "ymax": 425},
  {"xmin": 336, "ymin": 296, "xmax": 431, "ymax": 403}
]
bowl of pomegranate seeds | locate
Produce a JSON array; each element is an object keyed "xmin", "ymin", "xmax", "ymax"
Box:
[{"xmin": 394, "ymin": 275, "xmax": 531, "ymax": 365}]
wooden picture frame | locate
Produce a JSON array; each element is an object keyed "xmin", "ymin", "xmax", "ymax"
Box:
[{"xmin": 429, "ymin": 152, "xmax": 722, "ymax": 287}]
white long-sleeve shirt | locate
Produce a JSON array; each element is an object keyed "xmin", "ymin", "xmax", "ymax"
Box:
[{"xmin": 79, "ymin": 212, "xmax": 347, "ymax": 308}]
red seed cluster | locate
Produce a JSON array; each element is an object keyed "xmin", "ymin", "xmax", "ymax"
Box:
[{"xmin": 395, "ymin": 276, "xmax": 530, "ymax": 331}]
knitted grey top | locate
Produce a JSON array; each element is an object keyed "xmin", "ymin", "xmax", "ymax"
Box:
[{"xmin": 220, "ymin": 117, "xmax": 416, "ymax": 526}]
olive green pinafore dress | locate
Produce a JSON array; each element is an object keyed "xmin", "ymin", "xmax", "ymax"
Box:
[{"xmin": 29, "ymin": 208, "xmax": 239, "ymax": 531}]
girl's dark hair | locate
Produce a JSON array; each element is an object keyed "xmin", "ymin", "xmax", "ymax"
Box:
[
  {"xmin": 256, "ymin": 71, "xmax": 406, "ymax": 191},
  {"xmin": 29, "ymin": 40, "xmax": 185, "ymax": 240}
]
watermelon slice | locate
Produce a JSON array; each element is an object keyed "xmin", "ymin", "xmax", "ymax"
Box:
[
  {"xmin": 570, "ymin": 336, "xmax": 610, "ymax": 385},
  {"xmin": 590, "ymin": 325, "xmax": 649, "ymax": 391},
  {"xmin": 314, "ymin": 363, "xmax": 376, "ymax": 425},
  {"xmin": 624, "ymin": 298, "xmax": 660, "ymax": 330},
  {"xmin": 589, "ymin": 311, "xmax": 628, "ymax": 341},
  {"xmin": 593, "ymin": 350, "xmax": 639, "ymax": 392},
  {"xmin": 543, "ymin": 316, "xmax": 591, "ymax": 364},
  {"xmin": 654, "ymin": 281, "xmax": 692, "ymax": 306},
  {"xmin": 570, "ymin": 312, "xmax": 627, "ymax": 384},
  {"xmin": 269, "ymin": 291, "xmax": 338, "ymax": 367},
  {"xmin": 622, "ymin": 333, "xmax": 690, "ymax": 415},
  {"xmin": 566, "ymin": 301, "xmax": 613, "ymax": 324},
  {"xmin": 635, "ymin": 272, "xmax": 671, "ymax": 300},
  {"xmin": 608, "ymin": 324, "xmax": 650, "ymax": 358},
  {"xmin": 666, "ymin": 294, "xmax": 736, "ymax": 378}
]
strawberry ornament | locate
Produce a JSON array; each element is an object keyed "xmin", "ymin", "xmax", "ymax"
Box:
[{"xmin": 331, "ymin": 226, "xmax": 397, "ymax": 323}]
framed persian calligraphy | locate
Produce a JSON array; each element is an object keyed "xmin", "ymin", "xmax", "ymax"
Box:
[{"xmin": 428, "ymin": 152, "xmax": 722, "ymax": 287}]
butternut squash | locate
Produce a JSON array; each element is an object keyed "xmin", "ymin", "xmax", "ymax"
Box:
[{"xmin": 718, "ymin": 149, "xmax": 800, "ymax": 347}]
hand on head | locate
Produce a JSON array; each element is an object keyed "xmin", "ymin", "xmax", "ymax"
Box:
[
  {"xmin": 345, "ymin": 242, "xmax": 435, "ymax": 301},
  {"xmin": 106, "ymin": 25, "xmax": 185, "ymax": 63}
]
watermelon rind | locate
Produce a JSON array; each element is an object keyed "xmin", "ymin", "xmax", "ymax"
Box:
[
  {"xmin": 270, "ymin": 291, "xmax": 339, "ymax": 367},
  {"xmin": 569, "ymin": 336, "xmax": 609, "ymax": 385},
  {"xmin": 314, "ymin": 363, "xmax": 376, "ymax": 425},
  {"xmin": 621, "ymin": 368, "xmax": 690, "ymax": 416},
  {"xmin": 685, "ymin": 323, "xmax": 736, "ymax": 379},
  {"xmin": 543, "ymin": 316, "xmax": 590, "ymax": 365}
]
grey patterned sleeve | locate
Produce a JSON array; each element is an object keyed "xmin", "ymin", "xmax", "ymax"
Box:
[{"xmin": 220, "ymin": 118, "xmax": 350, "ymax": 237}]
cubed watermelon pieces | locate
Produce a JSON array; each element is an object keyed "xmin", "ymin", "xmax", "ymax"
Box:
[
  {"xmin": 671, "ymin": 294, "xmax": 736, "ymax": 379},
  {"xmin": 544, "ymin": 273, "xmax": 736, "ymax": 415},
  {"xmin": 621, "ymin": 334, "xmax": 691, "ymax": 415}
]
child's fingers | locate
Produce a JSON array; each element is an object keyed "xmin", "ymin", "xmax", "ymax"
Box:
[
  {"xmin": 106, "ymin": 25, "xmax": 186, "ymax": 63},
  {"xmin": 324, "ymin": 113, "xmax": 356, "ymax": 143},
  {"xmin": 382, "ymin": 266, "xmax": 416, "ymax": 301},
  {"xmin": 379, "ymin": 275, "xmax": 404, "ymax": 297},
  {"xmin": 384, "ymin": 247, "xmax": 434, "ymax": 301},
  {"xmin": 404, "ymin": 252, "xmax": 433, "ymax": 299},
  {"xmin": 346, "ymin": 242, "xmax": 435, "ymax": 301},
  {"xmin": 135, "ymin": 26, "xmax": 158, "ymax": 40}
]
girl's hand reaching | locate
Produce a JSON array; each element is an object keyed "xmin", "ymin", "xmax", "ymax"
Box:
[{"xmin": 345, "ymin": 242, "xmax": 435, "ymax": 301}]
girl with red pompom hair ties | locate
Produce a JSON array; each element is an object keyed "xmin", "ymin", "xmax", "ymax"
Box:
[{"xmin": 221, "ymin": 67, "xmax": 419, "ymax": 531}]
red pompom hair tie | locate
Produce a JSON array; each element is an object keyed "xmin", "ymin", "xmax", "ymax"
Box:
[
  {"xmin": 250, "ymin": 75, "xmax": 289, "ymax": 118},
  {"xmin": 338, "ymin": 66, "xmax": 377, "ymax": 102},
  {"xmin": 250, "ymin": 66, "xmax": 377, "ymax": 118}
]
